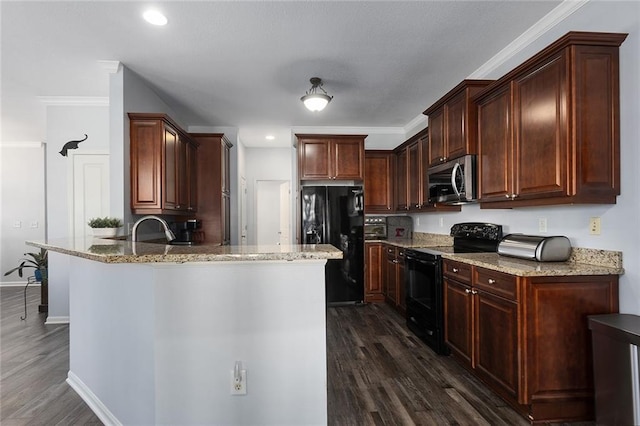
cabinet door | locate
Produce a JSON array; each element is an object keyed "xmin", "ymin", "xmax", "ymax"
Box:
[
  {"xmin": 130, "ymin": 119, "xmax": 162, "ymax": 210},
  {"xmin": 333, "ymin": 139, "xmax": 364, "ymax": 180},
  {"xmin": 407, "ymin": 141, "xmax": 422, "ymax": 210},
  {"xmin": 477, "ymin": 85, "xmax": 513, "ymax": 202},
  {"xmin": 364, "ymin": 243, "xmax": 385, "ymax": 302},
  {"xmin": 187, "ymin": 141, "xmax": 198, "ymax": 212},
  {"xmin": 385, "ymin": 247, "xmax": 397, "ymax": 305},
  {"xmin": 299, "ymin": 139, "xmax": 332, "ymax": 179},
  {"xmin": 163, "ymin": 124, "xmax": 179, "ymax": 210},
  {"xmin": 445, "ymin": 91, "xmax": 467, "ymax": 160},
  {"xmin": 222, "ymin": 194, "xmax": 230, "ymax": 245},
  {"xmin": 444, "ymin": 277, "xmax": 473, "ymax": 365},
  {"xmin": 176, "ymin": 135, "xmax": 189, "ymax": 211},
  {"xmin": 397, "ymin": 249, "xmax": 406, "ymax": 312},
  {"xmin": 428, "ymin": 108, "xmax": 446, "ymax": 166},
  {"xmin": 513, "ymin": 53, "xmax": 568, "ymax": 200},
  {"xmin": 474, "ymin": 290, "xmax": 519, "ymax": 400},
  {"xmin": 395, "ymin": 149, "xmax": 408, "ymax": 211},
  {"xmin": 364, "ymin": 152, "xmax": 394, "ymax": 213}
]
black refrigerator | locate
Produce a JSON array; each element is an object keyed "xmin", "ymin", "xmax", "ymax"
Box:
[{"xmin": 301, "ymin": 186, "xmax": 364, "ymax": 305}]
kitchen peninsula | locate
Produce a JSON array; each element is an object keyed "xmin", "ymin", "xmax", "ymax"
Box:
[{"xmin": 28, "ymin": 238, "xmax": 341, "ymax": 426}]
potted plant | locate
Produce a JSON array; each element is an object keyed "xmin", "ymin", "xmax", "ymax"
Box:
[
  {"xmin": 88, "ymin": 216, "xmax": 123, "ymax": 238},
  {"xmin": 4, "ymin": 248, "xmax": 49, "ymax": 312}
]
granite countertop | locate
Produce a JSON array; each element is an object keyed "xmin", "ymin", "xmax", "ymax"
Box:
[
  {"xmin": 367, "ymin": 233, "xmax": 623, "ymax": 277},
  {"xmin": 27, "ymin": 238, "xmax": 342, "ymax": 264}
]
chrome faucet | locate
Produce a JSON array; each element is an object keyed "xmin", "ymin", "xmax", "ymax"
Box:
[{"xmin": 131, "ymin": 215, "xmax": 176, "ymax": 243}]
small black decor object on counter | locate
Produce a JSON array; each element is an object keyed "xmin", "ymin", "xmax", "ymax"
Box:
[{"xmin": 59, "ymin": 133, "xmax": 88, "ymax": 156}]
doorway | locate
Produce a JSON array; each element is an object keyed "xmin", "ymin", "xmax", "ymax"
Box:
[
  {"xmin": 70, "ymin": 153, "xmax": 110, "ymax": 240},
  {"xmin": 256, "ymin": 180, "xmax": 290, "ymax": 246}
]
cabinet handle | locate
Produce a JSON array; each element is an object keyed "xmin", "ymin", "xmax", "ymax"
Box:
[
  {"xmin": 511, "ymin": 194, "xmax": 518, "ymax": 198},
  {"xmin": 387, "ymin": 207, "xmax": 391, "ymax": 210},
  {"xmin": 452, "ymin": 268, "xmax": 459, "ymax": 273},
  {"xmin": 176, "ymin": 205, "xmax": 181, "ymax": 209},
  {"xmin": 471, "ymin": 290, "xmax": 478, "ymax": 295},
  {"xmin": 465, "ymin": 289, "xmax": 471, "ymax": 294},
  {"xmin": 488, "ymin": 278, "xmax": 496, "ymax": 284},
  {"xmin": 505, "ymin": 194, "xmax": 511, "ymax": 199}
]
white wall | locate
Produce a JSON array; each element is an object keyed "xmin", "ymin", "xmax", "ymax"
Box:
[
  {"xmin": 0, "ymin": 144, "xmax": 46, "ymax": 283},
  {"xmin": 44, "ymin": 104, "xmax": 109, "ymax": 321},
  {"xmin": 412, "ymin": 1, "xmax": 640, "ymax": 314}
]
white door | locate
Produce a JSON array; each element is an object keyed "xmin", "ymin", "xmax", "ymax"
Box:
[
  {"xmin": 240, "ymin": 177, "xmax": 248, "ymax": 246},
  {"xmin": 72, "ymin": 154, "xmax": 110, "ymax": 240},
  {"xmin": 256, "ymin": 180, "xmax": 290, "ymax": 246},
  {"xmin": 278, "ymin": 181, "xmax": 290, "ymax": 245}
]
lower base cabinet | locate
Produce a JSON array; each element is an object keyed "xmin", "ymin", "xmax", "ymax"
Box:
[
  {"xmin": 364, "ymin": 243, "xmax": 385, "ymax": 302},
  {"xmin": 443, "ymin": 259, "xmax": 619, "ymax": 424},
  {"xmin": 383, "ymin": 244, "xmax": 405, "ymax": 314}
]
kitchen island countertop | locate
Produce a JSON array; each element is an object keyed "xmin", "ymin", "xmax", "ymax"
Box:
[{"xmin": 27, "ymin": 238, "xmax": 342, "ymax": 264}]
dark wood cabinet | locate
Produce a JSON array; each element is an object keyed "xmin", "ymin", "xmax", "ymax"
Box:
[
  {"xmin": 297, "ymin": 135, "xmax": 365, "ymax": 181},
  {"xmin": 443, "ymin": 258, "xmax": 619, "ymax": 423},
  {"xmin": 424, "ymin": 80, "xmax": 493, "ymax": 167},
  {"xmin": 191, "ymin": 133, "xmax": 232, "ymax": 245},
  {"xmin": 364, "ymin": 242, "xmax": 385, "ymax": 303},
  {"xmin": 394, "ymin": 129, "xmax": 459, "ymax": 213},
  {"xmin": 129, "ymin": 113, "xmax": 198, "ymax": 215},
  {"xmin": 364, "ymin": 151, "xmax": 394, "ymax": 213},
  {"xmin": 476, "ymin": 31, "xmax": 627, "ymax": 208},
  {"xmin": 383, "ymin": 244, "xmax": 405, "ymax": 313}
]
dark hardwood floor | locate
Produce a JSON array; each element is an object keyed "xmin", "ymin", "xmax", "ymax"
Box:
[{"xmin": 1, "ymin": 287, "xmax": 593, "ymax": 425}]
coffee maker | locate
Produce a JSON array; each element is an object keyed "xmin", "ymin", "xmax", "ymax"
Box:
[{"xmin": 174, "ymin": 219, "xmax": 202, "ymax": 245}]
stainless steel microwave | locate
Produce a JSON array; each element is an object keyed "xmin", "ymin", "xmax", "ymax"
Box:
[{"xmin": 427, "ymin": 155, "xmax": 477, "ymax": 205}]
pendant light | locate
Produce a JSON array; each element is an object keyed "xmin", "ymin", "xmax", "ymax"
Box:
[{"xmin": 301, "ymin": 77, "xmax": 333, "ymax": 112}]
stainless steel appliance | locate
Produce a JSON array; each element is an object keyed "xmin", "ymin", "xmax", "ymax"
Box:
[
  {"xmin": 498, "ymin": 234, "xmax": 572, "ymax": 262},
  {"xmin": 301, "ymin": 186, "xmax": 364, "ymax": 305},
  {"xmin": 427, "ymin": 154, "xmax": 477, "ymax": 205},
  {"xmin": 364, "ymin": 216, "xmax": 387, "ymax": 240},
  {"xmin": 405, "ymin": 222, "xmax": 503, "ymax": 354}
]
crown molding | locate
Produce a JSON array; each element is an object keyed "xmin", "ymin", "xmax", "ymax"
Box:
[
  {"xmin": 468, "ymin": 0, "xmax": 589, "ymax": 78},
  {"xmin": 0, "ymin": 141, "xmax": 44, "ymax": 148},
  {"xmin": 403, "ymin": 114, "xmax": 427, "ymax": 134},
  {"xmin": 98, "ymin": 60, "xmax": 121, "ymax": 74},
  {"xmin": 37, "ymin": 96, "xmax": 109, "ymax": 106}
]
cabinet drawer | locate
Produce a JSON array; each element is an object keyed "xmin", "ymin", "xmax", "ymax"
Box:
[
  {"xmin": 443, "ymin": 260, "xmax": 472, "ymax": 284},
  {"xmin": 474, "ymin": 268, "xmax": 518, "ymax": 301}
]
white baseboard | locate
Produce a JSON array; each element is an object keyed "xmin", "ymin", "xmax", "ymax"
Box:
[
  {"xmin": 0, "ymin": 281, "xmax": 41, "ymax": 287},
  {"xmin": 45, "ymin": 316, "xmax": 70, "ymax": 325},
  {"xmin": 67, "ymin": 371, "xmax": 122, "ymax": 426}
]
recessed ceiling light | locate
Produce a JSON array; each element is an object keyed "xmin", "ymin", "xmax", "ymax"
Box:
[
  {"xmin": 143, "ymin": 10, "xmax": 168, "ymax": 26},
  {"xmin": 265, "ymin": 135, "xmax": 275, "ymax": 140}
]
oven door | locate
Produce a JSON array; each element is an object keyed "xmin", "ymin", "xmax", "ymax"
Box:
[{"xmin": 405, "ymin": 252, "xmax": 449, "ymax": 355}]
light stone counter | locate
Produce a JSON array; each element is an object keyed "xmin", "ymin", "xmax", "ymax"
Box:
[
  {"xmin": 27, "ymin": 238, "xmax": 342, "ymax": 264},
  {"xmin": 366, "ymin": 232, "xmax": 623, "ymax": 277}
]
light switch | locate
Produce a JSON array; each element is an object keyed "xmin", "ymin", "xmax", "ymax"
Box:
[{"xmin": 30, "ymin": 221, "xmax": 38, "ymax": 228}]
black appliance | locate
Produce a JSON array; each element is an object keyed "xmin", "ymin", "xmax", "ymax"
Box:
[
  {"xmin": 301, "ymin": 186, "xmax": 364, "ymax": 305},
  {"xmin": 171, "ymin": 219, "xmax": 202, "ymax": 245},
  {"xmin": 405, "ymin": 222, "xmax": 502, "ymax": 354},
  {"xmin": 427, "ymin": 154, "xmax": 477, "ymax": 205}
]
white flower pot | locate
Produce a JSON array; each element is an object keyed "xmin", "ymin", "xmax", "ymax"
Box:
[{"xmin": 91, "ymin": 228, "xmax": 118, "ymax": 238}]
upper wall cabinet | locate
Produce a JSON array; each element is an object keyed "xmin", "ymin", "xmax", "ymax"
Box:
[
  {"xmin": 129, "ymin": 113, "xmax": 199, "ymax": 215},
  {"xmin": 424, "ymin": 80, "xmax": 493, "ymax": 167},
  {"xmin": 297, "ymin": 134, "xmax": 366, "ymax": 181},
  {"xmin": 364, "ymin": 150, "xmax": 395, "ymax": 213},
  {"xmin": 475, "ymin": 31, "xmax": 627, "ymax": 208}
]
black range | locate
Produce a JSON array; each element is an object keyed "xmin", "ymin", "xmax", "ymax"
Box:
[{"xmin": 404, "ymin": 223, "xmax": 503, "ymax": 354}]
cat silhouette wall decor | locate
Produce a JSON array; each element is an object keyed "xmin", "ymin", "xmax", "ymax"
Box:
[{"xmin": 59, "ymin": 134, "xmax": 88, "ymax": 157}]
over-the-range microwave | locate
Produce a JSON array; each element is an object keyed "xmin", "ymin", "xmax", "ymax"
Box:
[{"xmin": 427, "ymin": 154, "xmax": 477, "ymax": 205}]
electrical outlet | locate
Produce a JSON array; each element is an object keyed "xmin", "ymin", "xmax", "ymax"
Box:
[
  {"xmin": 538, "ymin": 218, "xmax": 547, "ymax": 233},
  {"xmin": 13, "ymin": 221, "xmax": 21, "ymax": 228},
  {"xmin": 30, "ymin": 221, "xmax": 39, "ymax": 228},
  {"xmin": 230, "ymin": 369, "xmax": 247, "ymax": 395},
  {"xmin": 589, "ymin": 217, "xmax": 601, "ymax": 235}
]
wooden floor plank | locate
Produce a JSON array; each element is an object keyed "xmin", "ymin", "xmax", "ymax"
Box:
[{"xmin": 2, "ymin": 287, "xmax": 593, "ymax": 425}]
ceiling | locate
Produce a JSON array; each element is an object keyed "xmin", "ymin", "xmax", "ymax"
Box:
[{"xmin": 1, "ymin": 1, "xmax": 562, "ymax": 147}]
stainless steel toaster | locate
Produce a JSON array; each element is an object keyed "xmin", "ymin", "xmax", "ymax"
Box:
[{"xmin": 497, "ymin": 234, "xmax": 572, "ymax": 262}]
